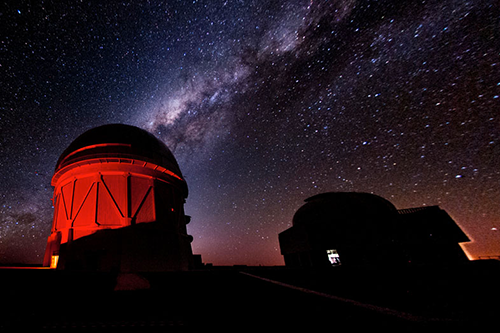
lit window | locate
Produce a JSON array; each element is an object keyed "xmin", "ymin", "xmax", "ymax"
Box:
[
  {"xmin": 326, "ymin": 249, "xmax": 341, "ymax": 265},
  {"xmin": 50, "ymin": 255, "xmax": 59, "ymax": 269}
]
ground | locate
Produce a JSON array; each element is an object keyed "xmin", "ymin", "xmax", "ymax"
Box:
[{"xmin": 1, "ymin": 260, "xmax": 498, "ymax": 331}]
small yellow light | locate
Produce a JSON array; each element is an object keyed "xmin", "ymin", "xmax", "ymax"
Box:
[{"xmin": 50, "ymin": 255, "xmax": 59, "ymax": 269}]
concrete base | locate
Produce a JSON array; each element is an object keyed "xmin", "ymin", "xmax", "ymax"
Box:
[{"xmin": 56, "ymin": 222, "xmax": 194, "ymax": 272}]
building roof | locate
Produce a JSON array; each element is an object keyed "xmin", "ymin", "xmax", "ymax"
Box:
[
  {"xmin": 397, "ymin": 206, "xmax": 470, "ymax": 243},
  {"xmin": 55, "ymin": 124, "xmax": 185, "ymax": 184}
]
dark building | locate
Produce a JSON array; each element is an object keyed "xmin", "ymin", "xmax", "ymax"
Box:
[
  {"xmin": 43, "ymin": 124, "xmax": 194, "ymax": 271},
  {"xmin": 279, "ymin": 192, "xmax": 470, "ymax": 268}
]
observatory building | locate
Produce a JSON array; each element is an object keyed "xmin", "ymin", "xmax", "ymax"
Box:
[
  {"xmin": 279, "ymin": 192, "xmax": 470, "ymax": 268},
  {"xmin": 43, "ymin": 124, "xmax": 194, "ymax": 271}
]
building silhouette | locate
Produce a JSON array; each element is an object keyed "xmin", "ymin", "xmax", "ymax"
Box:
[
  {"xmin": 279, "ymin": 192, "xmax": 470, "ymax": 268},
  {"xmin": 43, "ymin": 124, "xmax": 194, "ymax": 271}
]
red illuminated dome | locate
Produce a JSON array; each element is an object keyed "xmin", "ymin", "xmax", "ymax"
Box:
[
  {"xmin": 44, "ymin": 124, "xmax": 193, "ymax": 271},
  {"xmin": 54, "ymin": 123, "xmax": 187, "ymax": 195}
]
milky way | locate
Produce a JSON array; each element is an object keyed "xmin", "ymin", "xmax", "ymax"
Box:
[{"xmin": 1, "ymin": 0, "xmax": 499, "ymax": 265}]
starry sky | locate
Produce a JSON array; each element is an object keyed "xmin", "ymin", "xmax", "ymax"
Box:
[{"xmin": 1, "ymin": 0, "xmax": 499, "ymax": 265}]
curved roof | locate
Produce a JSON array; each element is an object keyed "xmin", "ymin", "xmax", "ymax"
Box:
[
  {"xmin": 292, "ymin": 192, "xmax": 397, "ymax": 227},
  {"xmin": 55, "ymin": 124, "xmax": 185, "ymax": 183}
]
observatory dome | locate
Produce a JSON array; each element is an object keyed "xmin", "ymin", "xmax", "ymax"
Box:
[
  {"xmin": 280, "ymin": 191, "xmax": 470, "ymax": 268},
  {"xmin": 44, "ymin": 124, "xmax": 193, "ymax": 271},
  {"xmin": 56, "ymin": 124, "xmax": 182, "ymax": 175},
  {"xmin": 292, "ymin": 192, "xmax": 398, "ymax": 227}
]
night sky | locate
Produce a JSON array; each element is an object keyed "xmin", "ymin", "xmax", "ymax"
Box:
[{"xmin": 1, "ymin": 0, "xmax": 498, "ymax": 265}]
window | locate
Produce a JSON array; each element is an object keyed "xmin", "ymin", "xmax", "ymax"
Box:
[{"xmin": 326, "ymin": 249, "xmax": 341, "ymax": 265}]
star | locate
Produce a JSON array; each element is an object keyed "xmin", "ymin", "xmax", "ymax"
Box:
[{"xmin": 0, "ymin": 0, "xmax": 498, "ymax": 265}]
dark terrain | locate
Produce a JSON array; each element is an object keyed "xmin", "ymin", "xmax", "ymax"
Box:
[{"xmin": 1, "ymin": 260, "xmax": 498, "ymax": 331}]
